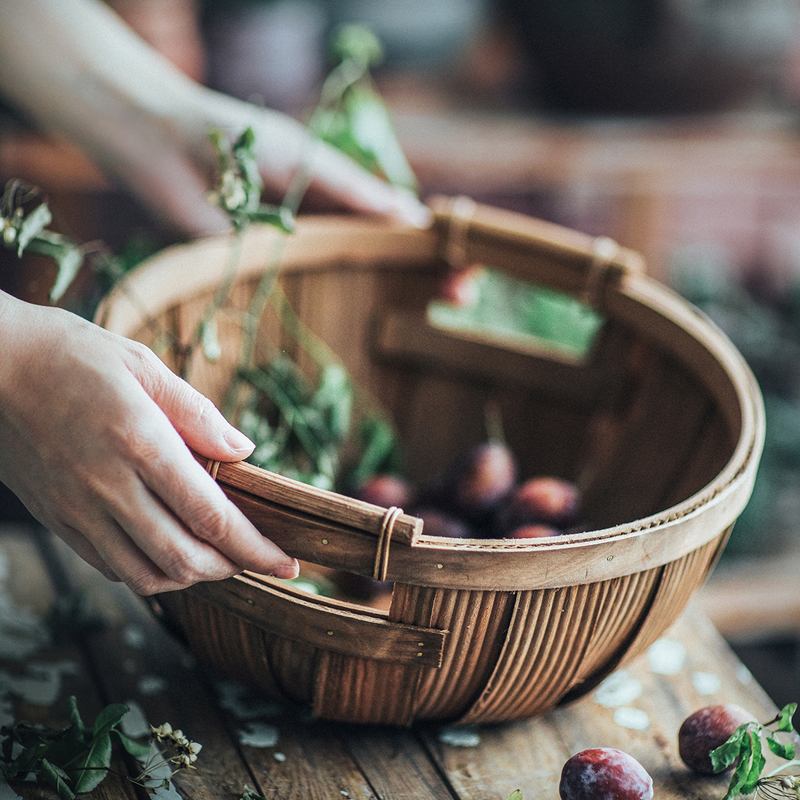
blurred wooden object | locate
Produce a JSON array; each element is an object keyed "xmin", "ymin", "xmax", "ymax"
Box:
[
  {"xmin": 389, "ymin": 104, "xmax": 800, "ymax": 284},
  {"xmin": 698, "ymin": 552, "xmax": 800, "ymax": 641}
]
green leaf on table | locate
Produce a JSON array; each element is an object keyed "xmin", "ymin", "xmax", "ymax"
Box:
[
  {"xmin": 93, "ymin": 704, "xmax": 130, "ymax": 738},
  {"xmin": 111, "ymin": 729, "xmax": 151, "ymax": 760},
  {"xmin": 711, "ymin": 724, "xmax": 749, "ymax": 774},
  {"xmin": 767, "ymin": 732, "xmax": 796, "ymax": 761},
  {"xmin": 721, "ymin": 730, "xmax": 752, "ymax": 800},
  {"xmin": 740, "ymin": 728, "xmax": 765, "ymax": 795},
  {"xmin": 69, "ymin": 731, "xmax": 113, "ymax": 795},
  {"xmin": 777, "ymin": 702, "xmax": 798, "ymax": 732},
  {"xmin": 40, "ymin": 759, "xmax": 76, "ymax": 800},
  {"xmin": 66, "ymin": 696, "xmax": 86, "ymax": 736},
  {"xmin": 507, "ymin": 791, "xmax": 523, "ymax": 800}
]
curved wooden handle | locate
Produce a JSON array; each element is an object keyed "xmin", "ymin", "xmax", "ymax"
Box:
[
  {"xmin": 197, "ymin": 455, "xmax": 423, "ymax": 578},
  {"xmin": 428, "ymin": 194, "xmax": 645, "ymax": 307}
]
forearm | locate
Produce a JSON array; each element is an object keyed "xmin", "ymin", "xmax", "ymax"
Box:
[{"xmin": 0, "ymin": 0, "xmax": 205, "ymax": 139}]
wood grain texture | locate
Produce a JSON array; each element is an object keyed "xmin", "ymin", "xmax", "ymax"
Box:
[{"xmin": 1, "ymin": 525, "xmax": 786, "ymax": 800}]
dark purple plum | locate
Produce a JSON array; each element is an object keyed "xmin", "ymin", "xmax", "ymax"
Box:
[
  {"xmin": 424, "ymin": 441, "xmax": 517, "ymax": 523},
  {"xmin": 414, "ymin": 507, "xmax": 474, "ymax": 539},
  {"xmin": 559, "ymin": 748, "xmax": 653, "ymax": 800},
  {"xmin": 678, "ymin": 704, "xmax": 757, "ymax": 775},
  {"xmin": 495, "ymin": 476, "xmax": 580, "ymax": 535},
  {"xmin": 352, "ymin": 474, "xmax": 414, "ymax": 509},
  {"xmin": 328, "ymin": 570, "xmax": 393, "ymax": 602},
  {"xmin": 506, "ymin": 523, "xmax": 564, "ymax": 539}
]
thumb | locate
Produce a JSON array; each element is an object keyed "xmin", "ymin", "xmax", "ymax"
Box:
[{"xmin": 133, "ymin": 348, "xmax": 254, "ymax": 461}]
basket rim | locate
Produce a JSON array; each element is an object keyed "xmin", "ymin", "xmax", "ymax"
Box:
[{"xmin": 96, "ymin": 206, "xmax": 765, "ymax": 591}]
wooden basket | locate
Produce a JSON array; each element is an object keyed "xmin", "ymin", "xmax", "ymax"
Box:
[{"xmin": 95, "ymin": 197, "xmax": 764, "ymax": 726}]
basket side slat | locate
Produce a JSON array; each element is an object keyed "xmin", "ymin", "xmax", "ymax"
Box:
[
  {"xmin": 457, "ymin": 584, "xmax": 598, "ymax": 723},
  {"xmin": 611, "ymin": 531, "xmax": 731, "ymax": 669},
  {"xmin": 312, "ymin": 653, "xmax": 422, "ymax": 726},
  {"xmin": 388, "ymin": 585, "xmax": 516, "ymax": 721},
  {"xmin": 179, "ymin": 574, "xmax": 445, "ymax": 668}
]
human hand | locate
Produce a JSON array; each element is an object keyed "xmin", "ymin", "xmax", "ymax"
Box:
[
  {"xmin": 0, "ymin": 0, "xmax": 431, "ymax": 238},
  {"xmin": 0, "ymin": 292, "xmax": 299, "ymax": 595}
]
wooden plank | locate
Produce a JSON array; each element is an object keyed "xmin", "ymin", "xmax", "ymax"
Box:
[
  {"xmin": 698, "ymin": 550, "xmax": 800, "ymax": 640},
  {"xmin": 0, "ymin": 526, "xmax": 138, "ymax": 800},
  {"xmin": 40, "ymin": 532, "xmax": 260, "ymax": 800}
]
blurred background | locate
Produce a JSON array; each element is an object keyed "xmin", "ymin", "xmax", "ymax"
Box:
[{"xmin": 2, "ymin": 0, "xmax": 800, "ymax": 704}]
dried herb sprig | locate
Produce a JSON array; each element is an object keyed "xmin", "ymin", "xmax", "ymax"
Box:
[{"xmin": 710, "ymin": 702, "xmax": 798, "ymax": 799}]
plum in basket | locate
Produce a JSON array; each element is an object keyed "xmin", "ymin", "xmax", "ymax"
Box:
[
  {"xmin": 559, "ymin": 748, "xmax": 653, "ymax": 800},
  {"xmin": 495, "ymin": 475, "xmax": 580, "ymax": 535},
  {"xmin": 352, "ymin": 473, "xmax": 415, "ymax": 509},
  {"xmin": 418, "ymin": 440, "xmax": 518, "ymax": 524}
]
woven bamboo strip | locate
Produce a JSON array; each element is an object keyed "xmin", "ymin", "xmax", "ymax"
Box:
[{"xmin": 312, "ymin": 653, "xmax": 421, "ymax": 725}]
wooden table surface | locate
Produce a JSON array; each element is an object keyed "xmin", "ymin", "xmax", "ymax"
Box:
[{"xmin": 0, "ymin": 522, "xmax": 786, "ymax": 800}]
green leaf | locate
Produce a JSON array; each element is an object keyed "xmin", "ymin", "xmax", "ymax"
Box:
[
  {"xmin": 343, "ymin": 87, "xmax": 417, "ymax": 191},
  {"xmin": 347, "ymin": 414, "xmax": 402, "ymax": 489},
  {"xmin": 3, "ymin": 741, "xmax": 49, "ymax": 779},
  {"xmin": 330, "ymin": 23, "xmax": 384, "ymax": 67},
  {"xmin": 722, "ymin": 730, "xmax": 752, "ymax": 800},
  {"xmin": 110, "ymin": 729, "xmax": 151, "ymax": 760},
  {"xmin": 741, "ymin": 729, "xmax": 766, "ymax": 795},
  {"xmin": 69, "ymin": 731, "xmax": 112, "ymax": 795},
  {"xmin": 240, "ymin": 787, "xmax": 268, "ymax": 800},
  {"xmin": 766, "ymin": 732, "xmax": 795, "ymax": 760},
  {"xmin": 66, "ymin": 697, "xmax": 86, "ymax": 736},
  {"xmin": 710, "ymin": 724, "xmax": 749, "ymax": 773},
  {"xmin": 39, "ymin": 759, "xmax": 76, "ymax": 800},
  {"xmin": 778, "ymin": 703, "xmax": 797, "ymax": 732},
  {"xmin": 92, "ymin": 704, "xmax": 130, "ymax": 738},
  {"xmin": 16, "ymin": 202, "xmax": 52, "ymax": 256},
  {"xmin": 507, "ymin": 792, "xmax": 523, "ymax": 800}
]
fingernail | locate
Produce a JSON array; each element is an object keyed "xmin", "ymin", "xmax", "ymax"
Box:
[
  {"xmin": 224, "ymin": 426, "xmax": 255, "ymax": 456},
  {"xmin": 396, "ymin": 191, "xmax": 433, "ymax": 229},
  {"xmin": 272, "ymin": 559, "xmax": 300, "ymax": 580}
]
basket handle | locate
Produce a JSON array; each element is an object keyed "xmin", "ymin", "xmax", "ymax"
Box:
[
  {"xmin": 198, "ymin": 455, "xmax": 422, "ymax": 580},
  {"xmin": 429, "ymin": 195, "xmax": 645, "ymax": 308}
]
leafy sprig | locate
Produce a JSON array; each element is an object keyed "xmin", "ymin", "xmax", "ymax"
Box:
[
  {"xmin": 310, "ymin": 24, "xmax": 417, "ymax": 193},
  {"xmin": 710, "ymin": 702, "xmax": 798, "ymax": 799},
  {"xmin": 0, "ymin": 180, "xmax": 85, "ymax": 303},
  {"xmin": 207, "ymin": 127, "xmax": 295, "ymax": 234},
  {"xmin": 0, "ymin": 696, "xmax": 199, "ymax": 800}
]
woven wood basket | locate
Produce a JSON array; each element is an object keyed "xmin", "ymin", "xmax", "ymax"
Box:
[{"xmin": 96, "ymin": 197, "xmax": 764, "ymax": 726}]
